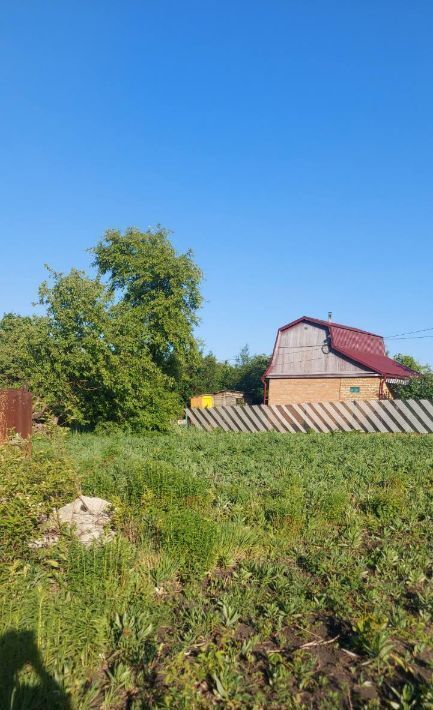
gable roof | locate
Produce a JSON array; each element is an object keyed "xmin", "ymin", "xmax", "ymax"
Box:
[{"xmin": 265, "ymin": 316, "xmax": 418, "ymax": 380}]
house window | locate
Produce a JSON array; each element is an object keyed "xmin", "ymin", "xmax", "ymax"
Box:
[{"xmin": 350, "ymin": 386, "xmax": 360, "ymax": 393}]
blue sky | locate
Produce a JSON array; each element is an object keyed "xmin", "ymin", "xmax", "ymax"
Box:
[{"xmin": 1, "ymin": 1, "xmax": 432, "ymax": 363}]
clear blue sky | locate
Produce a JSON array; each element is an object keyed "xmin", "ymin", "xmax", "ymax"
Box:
[{"xmin": 1, "ymin": 1, "xmax": 432, "ymax": 364}]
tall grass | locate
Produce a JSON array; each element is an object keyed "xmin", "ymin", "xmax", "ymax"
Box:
[{"xmin": 1, "ymin": 430, "xmax": 433, "ymax": 707}]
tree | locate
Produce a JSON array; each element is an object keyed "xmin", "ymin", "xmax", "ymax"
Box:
[
  {"xmin": 36, "ymin": 267, "xmax": 117, "ymax": 426},
  {"xmin": 0, "ymin": 226, "xmax": 203, "ymax": 430},
  {"xmin": 390, "ymin": 353, "xmax": 433, "ymax": 399},
  {"xmin": 36, "ymin": 267, "xmax": 182, "ymax": 429},
  {"xmin": 91, "ymin": 227, "xmax": 203, "ymax": 383},
  {"xmin": 183, "ymin": 345, "xmax": 270, "ymax": 405},
  {"xmin": 182, "ymin": 352, "xmax": 234, "ymax": 402},
  {"xmin": 393, "ymin": 354, "xmax": 424, "ymax": 372},
  {"xmin": 229, "ymin": 345, "xmax": 269, "ymax": 404},
  {"xmin": 0, "ymin": 313, "xmax": 51, "ymax": 393}
]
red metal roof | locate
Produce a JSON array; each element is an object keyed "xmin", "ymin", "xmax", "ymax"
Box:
[{"xmin": 266, "ymin": 316, "xmax": 418, "ymax": 380}]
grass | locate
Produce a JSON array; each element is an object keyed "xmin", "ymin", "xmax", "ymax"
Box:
[{"xmin": 1, "ymin": 428, "xmax": 433, "ymax": 707}]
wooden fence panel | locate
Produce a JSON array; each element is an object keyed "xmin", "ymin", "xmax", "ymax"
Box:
[{"xmin": 185, "ymin": 400, "xmax": 433, "ymax": 434}]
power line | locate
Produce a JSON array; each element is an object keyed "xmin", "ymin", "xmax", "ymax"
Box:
[
  {"xmin": 385, "ymin": 326, "xmax": 433, "ymax": 339},
  {"xmin": 278, "ymin": 344, "xmax": 325, "ymax": 350},
  {"xmin": 271, "ymin": 354, "xmax": 335, "ymax": 369},
  {"xmin": 386, "ymin": 335, "xmax": 433, "ymax": 341},
  {"xmin": 224, "ymin": 328, "xmax": 433, "ymax": 363}
]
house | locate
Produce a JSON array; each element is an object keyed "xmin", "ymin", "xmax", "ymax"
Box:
[
  {"xmin": 263, "ymin": 316, "xmax": 418, "ymax": 405},
  {"xmin": 190, "ymin": 391, "xmax": 249, "ymax": 408}
]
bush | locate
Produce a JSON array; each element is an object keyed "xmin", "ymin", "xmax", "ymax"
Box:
[{"xmin": 0, "ymin": 436, "xmax": 77, "ymax": 562}]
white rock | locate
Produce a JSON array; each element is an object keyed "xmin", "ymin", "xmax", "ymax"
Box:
[{"xmin": 30, "ymin": 496, "xmax": 113, "ymax": 548}]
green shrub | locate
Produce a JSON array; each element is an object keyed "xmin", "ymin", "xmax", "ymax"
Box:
[{"xmin": 0, "ymin": 437, "xmax": 77, "ymax": 562}]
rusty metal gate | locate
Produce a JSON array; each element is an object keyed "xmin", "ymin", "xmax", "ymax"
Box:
[{"xmin": 0, "ymin": 388, "xmax": 32, "ymax": 442}]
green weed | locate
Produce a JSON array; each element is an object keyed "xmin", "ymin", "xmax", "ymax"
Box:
[{"xmin": 0, "ymin": 429, "xmax": 432, "ymax": 707}]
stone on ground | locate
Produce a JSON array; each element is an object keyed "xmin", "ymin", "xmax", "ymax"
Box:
[{"xmin": 30, "ymin": 496, "xmax": 113, "ymax": 548}]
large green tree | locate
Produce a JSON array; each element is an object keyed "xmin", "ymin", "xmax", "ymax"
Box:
[
  {"xmin": 0, "ymin": 227, "xmax": 203, "ymax": 430},
  {"xmin": 91, "ymin": 227, "xmax": 203, "ymax": 382}
]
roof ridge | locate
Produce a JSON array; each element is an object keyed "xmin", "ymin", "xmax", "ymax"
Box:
[
  {"xmin": 279, "ymin": 316, "xmax": 382, "ymax": 338},
  {"xmin": 310, "ymin": 317, "xmax": 381, "ymax": 337}
]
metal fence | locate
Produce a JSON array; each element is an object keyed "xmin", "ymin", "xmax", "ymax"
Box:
[
  {"xmin": 0, "ymin": 388, "xmax": 32, "ymax": 442},
  {"xmin": 185, "ymin": 399, "xmax": 433, "ymax": 434}
]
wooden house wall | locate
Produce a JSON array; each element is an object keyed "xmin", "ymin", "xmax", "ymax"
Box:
[{"xmin": 267, "ymin": 322, "xmax": 374, "ymax": 378}]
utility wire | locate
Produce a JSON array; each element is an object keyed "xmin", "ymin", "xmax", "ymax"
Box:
[
  {"xmin": 225, "ymin": 328, "xmax": 433, "ymax": 362},
  {"xmin": 385, "ymin": 335, "xmax": 433, "ymax": 341},
  {"xmin": 278, "ymin": 344, "xmax": 325, "ymax": 350},
  {"xmin": 385, "ymin": 326, "xmax": 433, "ymax": 339}
]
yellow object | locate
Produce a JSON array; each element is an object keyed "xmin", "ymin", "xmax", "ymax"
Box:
[{"xmin": 190, "ymin": 394, "xmax": 214, "ymax": 408}]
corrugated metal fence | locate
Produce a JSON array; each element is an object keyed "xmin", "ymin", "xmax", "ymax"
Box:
[
  {"xmin": 0, "ymin": 388, "xmax": 32, "ymax": 442},
  {"xmin": 185, "ymin": 399, "xmax": 433, "ymax": 434}
]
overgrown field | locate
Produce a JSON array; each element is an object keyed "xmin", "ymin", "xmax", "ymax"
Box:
[{"xmin": 1, "ymin": 430, "xmax": 433, "ymax": 708}]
